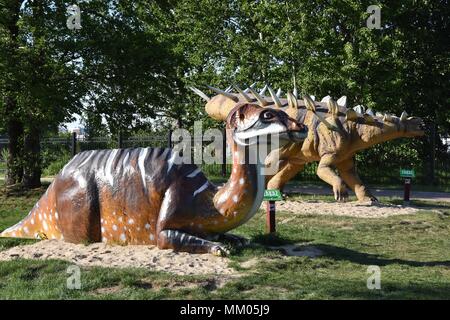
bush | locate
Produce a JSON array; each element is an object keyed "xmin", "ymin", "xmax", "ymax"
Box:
[{"xmin": 42, "ymin": 153, "xmax": 71, "ymax": 176}]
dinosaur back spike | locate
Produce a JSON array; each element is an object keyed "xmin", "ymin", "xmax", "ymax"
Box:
[
  {"xmin": 207, "ymin": 85, "xmax": 239, "ymax": 102},
  {"xmin": 268, "ymin": 85, "xmax": 283, "ymax": 109},
  {"xmin": 233, "ymin": 85, "xmax": 253, "ymax": 102},
  {"xmin": 248, "ymin": 87, "xmax": 269, "ymax": 106},
  {"xmin": 189, "ymin": 87, "xmax": 210, "ymax": 102}
]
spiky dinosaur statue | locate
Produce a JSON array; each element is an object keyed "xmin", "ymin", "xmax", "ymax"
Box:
[
  {"xmin": 0, "ymin": 103, "xmax": 307, "ymax": 255},
  {"xmin": 190, "ymin": 84, "xmax": 425, "ymax": 202}
]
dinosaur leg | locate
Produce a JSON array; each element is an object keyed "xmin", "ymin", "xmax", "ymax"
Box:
[
  {"xmin": 336, "ymin": 159, "xmax": 378, "ymax": 202},
  {"xmin": 316, "ymin": 154, "xmax": 348, "ymax": 202},
  {"xmin": 157, "ymin": 229, "xmax": 229, "ymax": 256},
  {"xmin": 267, "ymin": 159, "xmax": 305, "ymax": 191}
]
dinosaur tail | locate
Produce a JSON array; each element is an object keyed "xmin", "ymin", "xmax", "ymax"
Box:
[{"xmin": 0, "ymin": 182, "xmax": 63, "ymax": 240}]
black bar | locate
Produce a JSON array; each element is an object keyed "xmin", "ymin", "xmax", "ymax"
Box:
[
  {"xmin": 404, "ymin": 178, "xmax": 411, "ymax": 203},
  {"xmin": 168, "ymin": 130, "xmax": 172, "ymax": 148},
  {"xmin": 71, "ymin": 132, "xmax": 77, "ymax": 157},
  {"xmin": 266, "ymin": 201, "xmax": 276, "ymax": 233},
  {"xmin": 117, "ymin": 131, "xmax": 123, "ymax": 149},
  {"xmin": 222, "ymin": 127, "xmax": 227, "ymax": 177}
]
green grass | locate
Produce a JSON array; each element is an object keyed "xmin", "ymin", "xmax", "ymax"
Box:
[{"xmin": 0, "ymin": 186, "xmax": 449, "ymax": 299}]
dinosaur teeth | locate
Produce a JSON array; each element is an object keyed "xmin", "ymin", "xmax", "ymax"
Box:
[
  {"xmin": 310, "ymin": 95, "xmax": 316, "ymax": 101},
  {"xmin": 189, "ymin": 86, "xmax": 210, "ymax": 102},
  {"xmin": 248, "ymin": 86, "xmax": 269, "ymax": 106},
  {"xmin": 233, "ymin": 85, "xmax": 253, "ymax": 102},
  {"xmin": 383, "ymin": 114, "xmax": 394, "ymax": 122},
  {"xmin": 337, "ymin": 96, "xmax": 347, "ymax": 108},
  {"xmin": 224, "ymin": 85, "xmax": 233, "ymax": 93},
  {"xmin": 207, "ymin": 85, "xmax": 239, "ymax": 102},
  {"xmin": 400, "ymin": 111, "xmax": 408, "ymax": 121},
  {"xmin": 268, "ymin": 85, "xmax": 283, "ymax": 109},
  {"xmin": 366, "ymin": 108, "xmax": 374, "ymax": 116},
  {"xmin": 376, "ymin": 112, "xmax": 383, "ymax": 117}
]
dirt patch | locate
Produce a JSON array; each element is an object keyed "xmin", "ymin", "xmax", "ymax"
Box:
[
  {"xmin": 272, "ymin": 200, "xmax": 427, "ymax": 218},
  {"xmin": 269, "ymin": 244, "xmax": 324, "ymax": 257},
  {"xmin": 0, "ymin": 240, "xmax": 237, "ymax": 276}
]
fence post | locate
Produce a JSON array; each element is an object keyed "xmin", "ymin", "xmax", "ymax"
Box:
[
  {"xmin": 71, "ymin": 132, "xmax": 77, "ymax": 157},
  {"xmin": 118, "ymin": 131, "xmax": 123, "ymax": 149},
  {"xmin": 222, "ymin": 128, "xmax": 227, "ymax": 177},
  {"xmin": 428, "ymin": 123, "xmax": 436, "ymax": 185},
  {"xmin": 168, "ymin": 130, "xmax": 173, "ymax": 148}
]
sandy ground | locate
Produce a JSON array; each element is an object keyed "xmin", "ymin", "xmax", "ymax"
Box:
[
  {"xmin": 0, "ymin": 240, "xmax": 236, "ymax": 276},
  {"xmin": 0, "ymin": 201, "xmax": 433, "ymax": 275},
  {"xmin": 273, "ymin": 200, "xmax": 425, "ymax": 218}
]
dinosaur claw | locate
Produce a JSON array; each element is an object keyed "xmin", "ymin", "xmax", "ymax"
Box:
[{"xmin": 211, "ymin": 245, "xmax": 230, "ymax": 257}]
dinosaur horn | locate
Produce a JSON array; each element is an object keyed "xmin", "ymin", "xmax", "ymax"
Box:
[
  {"xmin": 287, "ymin": 91, "xmax": 298, "ymax": 110},
  {"xmin": 321, "ymin": 95, "xmax": 331, "ymax": 103},
  {"xmin": 303, "ymin": 95, "xmax": 316, "ymax": 112},
  {"xmin": 327, "ymin": 98, "xmax": 339, "ymax": 116},
  {"xmin": 276, "ymin": 88, "xmax": 282, "ymax": 97},
  {"xmin": 293, "ymin": 87, "xmax": 298, "ymax": 99},
  {"xmin": 207, "ymin": 85, "xmax": 239, "ymax": 102},
  {"xmin": 304, "ymin": 95, "xmax": 340, "ymax": 132},
  {"xmin": 243, "ymin": 82, "xmax": 257, "ymax": 93},
  {"xmin": 383, "ymin": 114, "xmax": 393, "ymax": 122},
  {"xmin": 337, "ymin": 96, "xmax": 347, "ymax": 108},
  {"xmin": 310, "ymin": 95, "xmax": 316, "ymax": 101},
  {"xmin": 233, "ymin": 85, "xmax": 253, "ymax": 102},
  {"xmin": 248, "ymin": 87, "xmax": 269, "ymax": 106},
  {"xmin": 259, "ymin": 84, "xmax": 268, "ymax": 96},
  {"xmin": 268, "ymin": 85, "xmax": 283, "ymax": 109},
  {"xmin": 400, "ymin": 111, "xmax": 408, "ymax": 121},
  {"xmin": 189, "ymin": 87, "xmax": 210, "ymax": 102},
  {"xmin": 345, "ymin": 109, "xmax": 358, "ymax": 121},
  {"xmin": 366, "ymin": 108, "xmax": 374, "ymax": 116}
]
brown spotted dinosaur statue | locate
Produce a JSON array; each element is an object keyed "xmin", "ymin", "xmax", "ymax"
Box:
[
  {"xmin": 190, "ymin": 84, "xmax": 425, "ymax": 202},
  {"xmin": 0, "ymin": 103, "xmax": 307, "ymax": 255}
]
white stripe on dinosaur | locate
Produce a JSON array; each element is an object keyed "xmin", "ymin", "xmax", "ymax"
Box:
[
  {"xmin": 105, "ymin": 149, "xmax": 119, "ymax": 186},
  {"xmin": 193, "ymin": 181, "xmax": 209, "ymax": 197},
  {"xmin": 61, "ymin": 153, "xmax": 79, "ymax": 176},
  {"xmin": 138, "ymin": 148, "xmax": 149, "ymax": 191},
  {"xmin": 167, "ymin": 150, "xmax": 178, "ymax": 173},
  {"xmin": 78, "ymin": 151, "xmax": 95, "ymax": 168},
  {"xmin": 186, "ymin": 168, "xmax": 201, "ymax": 178}
]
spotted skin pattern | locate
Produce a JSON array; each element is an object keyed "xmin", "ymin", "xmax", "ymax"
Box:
[{"xmin": 1, "ymin": 104, "xmax": 306, "ymax": 255}]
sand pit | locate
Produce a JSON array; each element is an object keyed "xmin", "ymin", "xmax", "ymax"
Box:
[
  {"xmin": 0, "ymin": 240, "xmax": 236, "ymax": 276},
  {"xmin": 273, "ymin": 200, "xmax": 425, "ymax": 218}
]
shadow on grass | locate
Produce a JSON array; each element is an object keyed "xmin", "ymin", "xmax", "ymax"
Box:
[{"xmin": 308, "ymin": 244, "xmax": 450, "ymax": 268}]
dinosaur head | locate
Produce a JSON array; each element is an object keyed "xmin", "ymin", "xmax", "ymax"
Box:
[
  {"xmin": 357, "ymin": 112, "xmax": 426, "ymax": 146},
  {"xmin": 226, "ymin": 103, "xmax": 307, "ymax": 147}
]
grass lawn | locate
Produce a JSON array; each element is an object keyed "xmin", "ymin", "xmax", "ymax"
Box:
[{"xmin": 0, "ymin": 185, "xmax": 449, "ymax": 299}]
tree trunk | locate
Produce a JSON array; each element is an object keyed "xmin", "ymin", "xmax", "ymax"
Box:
[
  {"xmin": 6, "ymin": 111, "xmax": 24, "ymax": 185},
  {"xmin": 23, "ymin": 125, "xmax": 41, "ymax": 188}
]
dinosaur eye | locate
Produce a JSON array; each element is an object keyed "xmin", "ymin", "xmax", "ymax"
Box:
[{"xmin": 262, "ymin": 111, "xmax": 275, "ymax": 120}]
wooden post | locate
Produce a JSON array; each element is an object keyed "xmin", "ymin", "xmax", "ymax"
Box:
[
  {"xmin": 266, "ymin": 201, "xmax": 276, "ymax": 233},
  {"xmin": 222, "ymin": 128, "xmax": 227, "ymax": 177},
  {"xmin": 404, "ymin": 178, "xmax": 411, "ymax": 205},
  {"xmin": 71, "ymin": 132, "xmax": 77, "ymax": 157}
]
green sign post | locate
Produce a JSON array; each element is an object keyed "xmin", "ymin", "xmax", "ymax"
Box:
[
  {"xmin": 400, "ymin": 168, "xmax": 415, "ymax": 204},
  {"xmin": 263, "ymin": 189, "xmax": 283, "ymax": 233}
]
